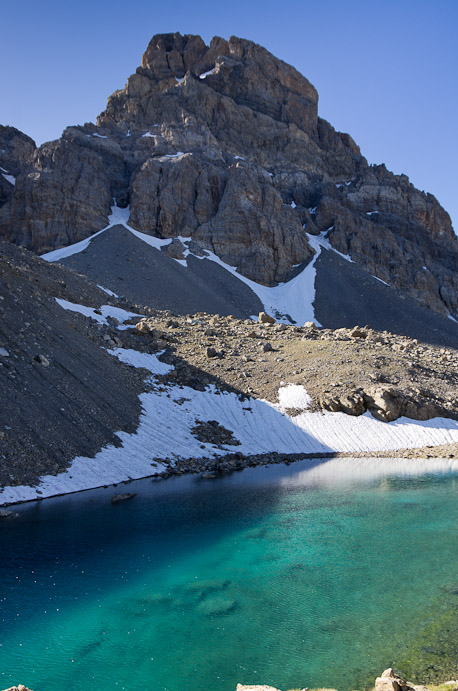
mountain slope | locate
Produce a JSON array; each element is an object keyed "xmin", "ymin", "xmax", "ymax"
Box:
[{"xmin": 0, "ymin": 241, "xmax": 144, "ymax": 488}]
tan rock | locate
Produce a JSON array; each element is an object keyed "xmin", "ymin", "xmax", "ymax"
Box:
[
  {"xmin": 259, "ymin": 312, "xmax": 276, "ymax": 324},
  {"xmin": 375, "ymin": 667, "xmax": 410, "ymax": 691}
]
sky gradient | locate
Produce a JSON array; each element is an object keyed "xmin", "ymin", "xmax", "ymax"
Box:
[{"xmin": 2, "ymin": 0, "xmax": 457, "ymax": 231}]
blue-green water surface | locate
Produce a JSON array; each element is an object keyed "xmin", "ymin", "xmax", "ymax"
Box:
[{"xmin": 1, "ymin": 459, "xmax": 458, "ymax": 691}]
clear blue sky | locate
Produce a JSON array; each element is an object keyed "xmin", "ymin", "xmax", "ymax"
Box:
[{"xmin": 2, "ymin": 0, "xmax": 457, "ymax": 231}]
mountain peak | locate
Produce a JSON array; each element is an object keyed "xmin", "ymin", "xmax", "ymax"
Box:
[
  {"xmin": 0, "ymin": 34, "xmax": 457, "ymax": 320},
  {"xmin": 100, "ymin": 32, "xmax": 319, "ymax": 138}
]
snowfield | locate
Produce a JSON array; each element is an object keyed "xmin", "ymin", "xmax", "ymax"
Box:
[{"xmin": 1, "ymin": 339, "xmax": 458, "ymax": 505}]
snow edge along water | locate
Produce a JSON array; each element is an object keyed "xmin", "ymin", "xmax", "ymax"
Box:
[{"xmin": 2, "ymin": 332, "xmax": 458, "ymax": 505}]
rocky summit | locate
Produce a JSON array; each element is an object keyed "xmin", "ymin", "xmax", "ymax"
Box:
[{"xmin": 0, "ymin": 32, "xmax": 457, "ymax": 321}]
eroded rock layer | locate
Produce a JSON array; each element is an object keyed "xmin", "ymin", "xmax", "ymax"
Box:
[{"xmin": 0, "ymin": 33, "xmax": 456, "ymax": 316}]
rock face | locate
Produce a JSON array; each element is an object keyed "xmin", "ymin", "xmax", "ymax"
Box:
[{"xmin": 0, "ymin": 33, "xmax": 457, "ymax": 316}]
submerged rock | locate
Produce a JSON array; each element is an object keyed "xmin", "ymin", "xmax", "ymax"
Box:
[
  {"xmin": 111, "ymin": 492, "xmax": 137, "ymax": 504},
  {"xmin": 197, "ymin": 595, "xmax": 237, "ymax": 616},
  {"xmin": 0, "ymin": 509, "xmax": 19, "ymax": 518}
]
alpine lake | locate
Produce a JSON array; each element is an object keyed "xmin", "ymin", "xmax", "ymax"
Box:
[{"xmin": 2, "ymin": 457, "xmax": 458, "ymax": 691}]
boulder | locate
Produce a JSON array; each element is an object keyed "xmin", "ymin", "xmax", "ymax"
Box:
[
  {"xmin": 321, "ymin": 391, "xmax": 366, "ymax": 416},
  {"xmin": 375, "ymin": 668, "xmax": 414, "ymax": 691},
  {"xmin": 259, "ymin": 312, "xmax": 275, "ymax": 324},
  {"xmin": 111, "ymin": 492, "xmax": 137, "ymax": 504}
]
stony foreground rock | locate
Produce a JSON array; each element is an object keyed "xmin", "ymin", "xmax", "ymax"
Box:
[
  {"xmin": 234, "ymin": 669, "xmax": 453, "ymax": 691},
  {"xmin": 0, "ymin": 34, "xmax": 457, "ymax": 318}
]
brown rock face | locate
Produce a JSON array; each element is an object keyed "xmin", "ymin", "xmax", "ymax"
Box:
[
  {"xmin": 2, "ymin": 137, "xmax": 111, "ymax": 252},
  {"xmin": 0, "ymin": 33, "xmax": 456, "ymax": 316}
]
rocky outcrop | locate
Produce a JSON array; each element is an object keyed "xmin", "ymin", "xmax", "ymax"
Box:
[
  {"xmin": 0, "ymin": 33, "xmax": 456, "ymax": 315},
  {"xmin": 320, "ymin": 384, "xmax": 451, "ymax": 422},
  {"xmin": 375, "ymin": 667, "xmax": 433, "ymax": 691},
  {"xmin": 1, "ymin": 136, "xmax": 112, "ymax": 251},
  {"xmin": 234, "ymin": 670, "xmax": 453, "ymax": 691},
  {"xmin": 0, "ymin": 126, "xmax": 35, "ymax": 208}
]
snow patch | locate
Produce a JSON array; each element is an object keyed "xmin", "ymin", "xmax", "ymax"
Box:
[
  {"xmin": 372, "ymin": 275, "xmax": 390, "ymax": 287},
  {"xmin": 97, "ymin": 285, "xmax": 119, "ymax": 298},
  {"xmin": 55, "ymin": 298, "xmax": 141, "ymax": 325},
  {"xmin": 1, "ymin": 172, "xmax": 15, "ymax": 185},
  {"xmin": 128, "ymin": 228, "xmax": 175, "ymax": 251},
  {"xmin": 92, "ymin": 133, "xmax": 108, "ymax": 139},
  {"xmin": 448, "ymin": 314, "xmax": 458, "ymax": 324},
  {"xmin": 42, "ymin": 205, "xmax": 189, "ymax": 268},
  {"xmin": 291, "ymin": 201, "xmax": 297, "ymax": 209},
  {"xmin": 199, "ymin": 68, "xmax": 215, "ymax": 79},
  {"xmin": 188, "ymin": 241, "xmax": 321, "ymax": 326},
  {"xmin": 108, "ymin": 348, "xmax": 173, "ymax": 375},
  {"xmin": 41, "ymin": 205, "xmax": 131, "ymax": 262},
  {"xmin": 276, "ymin": 384, "xmax": 311, "ymax": 412},
  {"xmin": 311, "ymin": 229, "xmax": 353, "ymax": 263},
  {"xmin": 142, "ymin": 132, "xmax": 157, "ymax": 138},
  {"xmin": 366, "ymin": 211, "xmax": 379, "ymax": 216}
]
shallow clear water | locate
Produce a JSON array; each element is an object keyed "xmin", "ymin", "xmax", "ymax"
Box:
[{"xmin": 1, "ymin": 458, "xmax": 458, "ymax": 691}]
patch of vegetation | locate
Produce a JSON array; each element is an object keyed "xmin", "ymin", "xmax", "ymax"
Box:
[{"xmin": 395, "ymin": 597, "xmax": 458, "ymax": 684}]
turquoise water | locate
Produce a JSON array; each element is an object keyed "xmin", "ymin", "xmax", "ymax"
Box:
[{"xmin": 1, "ymin": 459, "xmax": 458, "ymax": 691}]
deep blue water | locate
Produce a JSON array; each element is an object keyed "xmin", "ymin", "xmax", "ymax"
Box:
[{"xmin": 1, "ymin": 458, "xmax": 458, "ymax": 691}]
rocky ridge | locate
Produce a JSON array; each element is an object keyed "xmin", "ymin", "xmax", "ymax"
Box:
[{"xmin": 0, "ymin": 34, "xmax": 457, "ymax": 317}]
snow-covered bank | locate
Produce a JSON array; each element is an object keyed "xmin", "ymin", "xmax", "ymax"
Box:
[{"xmin": 2, "ymin": 344, "xmax": 458, "ymax": 506}]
